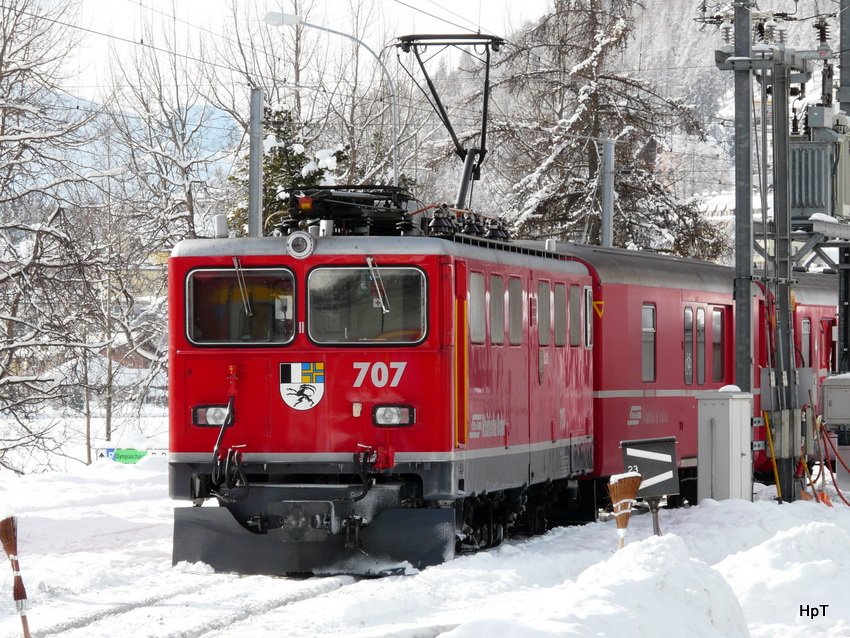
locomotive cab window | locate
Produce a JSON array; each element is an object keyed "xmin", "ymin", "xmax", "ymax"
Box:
[
  {"xmin": 584, "ymin": 286, "xmax": 593, "ymax": 348},
  {"xmin": 187, "ymin": 268, "xmax": 295, "ymax": 345},
  {"xmin": 696, "ymin": 307, "xmax": 706, "ymax": 385},
  {"xmin": 684, "ymin": 307, "xmax": 694, "ymax": 385},
  {"xmin": 308, "ymin": 267, "xmax": 426, "ymax": 343},
  {"xmin": 569, "ymin": 285, "xmax": 581, "ymax": 346}
]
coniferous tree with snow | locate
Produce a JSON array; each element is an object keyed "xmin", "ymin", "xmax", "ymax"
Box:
[
  {"xmin": 489, "ymin": 0, "xmax": 726, "ymax": 259},
  {"xmin": 228, "ymin": 106, "xmax": 349, "ymax": 234}
]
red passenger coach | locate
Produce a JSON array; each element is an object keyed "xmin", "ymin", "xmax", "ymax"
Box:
[
  {"xmin": 563, "ymin": 245, "xmax": 737, "ymax": 486},
  {"xmin": 558, "ymin": 244, "xmax": 837, "ymax": 488},
  {"xmin": 169, "ymin": 188, "xmax": 595, "ymax": 575}
]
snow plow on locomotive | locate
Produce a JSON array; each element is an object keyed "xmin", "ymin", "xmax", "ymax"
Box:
[{"xmin": 168, "ymin": 186, "xmax": 839, "ymax": 575}]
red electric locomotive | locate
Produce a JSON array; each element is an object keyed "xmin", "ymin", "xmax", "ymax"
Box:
[
  {"xmin": 169, "ymin": 187, "xmax": 838, "ymax": 575},
  {"xmin": 169, "ymin": 187, "xmax": 595, "ymax": 575}
]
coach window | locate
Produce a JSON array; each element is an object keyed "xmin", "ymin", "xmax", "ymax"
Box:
[
  {"xmin": 584, "ymin": 286, "xmax": 593, "ymax": 348},
  {"xmin": 490, "ymin": 275, "xmax": 505, "ymax": 345},
  {"xmin": 308, "ymin": 267, "xmax": 426, "ymax": 343},
  {"xmin": 696, "ymin": 308, "xmax": 706, "ymax": 385},
  {"xmin": 509, "ymin": 277, "xmax": 523, "ymax": 345},
  {"xmin": 569, "ymin": 285, "xmax": 581, "ymax": 346},
  {"xmin": 642, "ymin": 304, "xmax": 656, "ymax": 382},
  {"xmin": 554, "ymin": 283, "xmax": 567, "ymax": 346},
  {"xmin": 187, "ymin": 268, "xmax": 295, "ymax": 345},
  {"xmin": 712, "ymin": 308, "xmax": 725, "ymax": 381},
  {"xmin": 684, "ymin": 307, "xmax": 693, "ymax": 385},
  {"xmin": 538, "ymin": 281, "xmax": 551, "ymax": 346}
]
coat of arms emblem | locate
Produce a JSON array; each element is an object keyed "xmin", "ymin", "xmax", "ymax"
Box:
[{"xmin": 280, "ymin": 362, "xmax": 325, "ymax": 410}]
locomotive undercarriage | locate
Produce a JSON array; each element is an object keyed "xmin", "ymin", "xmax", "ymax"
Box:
[{"xmin": 170, "ymin": 456, "xmax": 596, "ymax": 576}]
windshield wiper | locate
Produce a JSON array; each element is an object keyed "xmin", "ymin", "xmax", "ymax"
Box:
[
  {"xmin": 233, "ymin": 257, "xmax": 253, "ymax": 317},
  {"xmin": 366, "ymin": 256, "xmax": 391, "ymax": 314}
]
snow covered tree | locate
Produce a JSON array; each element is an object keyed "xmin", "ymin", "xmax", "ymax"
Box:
[
  {"xmin": 488, "ymin": 0, "xmax": 726, "ymax": 259},
  {"xmin": 228, "ymin": 106, "xmax": 348, "ymax": 233},
  {"xmin": 205, "ymin": 0, "xmax": 422, "ymax": 194},
  {"xmin": 105, "ymin": 18, "xmax": 232, "ymax": 244},
  {"xmin": 93, "ymin": 17, "xmax": 231, "ymax": 433},
  {"xmin": 0, "ymin": 0, "xmax": 113, "ymax": 470}
]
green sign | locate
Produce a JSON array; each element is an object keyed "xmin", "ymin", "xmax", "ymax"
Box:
[
  {"xmin": 95, "ymin": 448, "xmax": 168, "ymax": 463},
  {"xmin": 112, "ymin": 448, "xmax": 148, "ymax": 464}
]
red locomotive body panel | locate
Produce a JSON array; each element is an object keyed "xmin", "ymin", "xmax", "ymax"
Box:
[
  {"xmin": 169, "ymin": 250, "xmax": 453, "ymax": 460},
  {"xmin": 169, "ymin": 243, "xmax": 593, "ymax": 471}
]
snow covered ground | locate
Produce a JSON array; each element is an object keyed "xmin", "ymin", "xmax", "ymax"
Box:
[{"xmin": 0, "ymin": 452, "xmax": 848, "ymax": 637}]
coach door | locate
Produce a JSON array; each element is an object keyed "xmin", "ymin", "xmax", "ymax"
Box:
[{"xmin": 821, "ymin": 317, "xmax": 838, "ymax": 374}]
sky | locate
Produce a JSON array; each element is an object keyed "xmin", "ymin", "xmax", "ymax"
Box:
[
  {"xmin": 66, "ymin": 0, "xmax": 551, "ymax": 99},
  {"xmin": 0, "ymin": 420, "xmax": 849, "ymax": 637}
]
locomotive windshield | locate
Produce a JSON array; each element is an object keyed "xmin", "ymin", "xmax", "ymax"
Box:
[
  {"xmin": 308, "ymin": 267, "xmax": 426, "ymax": 343},
  {"xmin": 187, "ymin": 268, "xmax": 295, "ymax": 344}
]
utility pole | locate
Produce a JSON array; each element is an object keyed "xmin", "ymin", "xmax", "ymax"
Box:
[
  {"xmin": 248, "ymin": 87, "xmax": 264, "ymax": 238},
  {"xmin": 772, "ymin": 59, "xmax": 797, "ymax": 499},
  {"xmin": 732, "ymin": 1, "xmax": 754, "ymax": 394},
  {"xmin": 601, "ymin": 139, "xmax": 615, "ymax": 247}
]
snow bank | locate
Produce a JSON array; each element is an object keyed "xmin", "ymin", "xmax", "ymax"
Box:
[{"xmin": 0, "ymin": 458, "xmax": 848, "ymax": 636}]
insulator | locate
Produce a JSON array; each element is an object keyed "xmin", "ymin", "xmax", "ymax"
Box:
[
  {"xmin": 815, "ymin": 19, "xmax": 830, "ymax": 45},
  {"xmin": 395, "ymin": 215, "xmax": 414, "ymax": 234},
  {"xmin": 483, "ymin": 218, "xmax": 507, "ymax": 241},
  {"xmin": 754, "ymin": 21, "xmax": 765, "ymax": 42},
  {"xmin": 473, "ymin": 215, "xmax": 486, "ymax": 236},
  {"xmin": 721, "ymin": 22, "xmax": 733, "ymax": 45},
  {"xmin": 461, "ymin": 213, "xmax": 478, "ymax": 235},
  {"xmin": 483, "ymin": 221, "xmax": 499, "ymax": 240},
  {"xmin": 775, "ymin": 25, "xmax": 787, "ymax": 44},
  {"xmin": 498, "ymin": 220, "xmax": 511, "ymax": 241},
  {"xmin": 764, "ymin": 19, "xmax": 777, "ymax": 43},
  {"xmin": 428, "ymin": 208, "xmax": 458, "ymax": 237}
]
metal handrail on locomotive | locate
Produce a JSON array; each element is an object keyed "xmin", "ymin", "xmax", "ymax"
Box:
[{"xmin": 168, "ymin": 186, "xmax": 838, "ymax": 575}]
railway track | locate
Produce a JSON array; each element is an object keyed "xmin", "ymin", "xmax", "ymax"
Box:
[{"xmin": 27, "ymin": 573, "xmax": 357, "ymax": 637}]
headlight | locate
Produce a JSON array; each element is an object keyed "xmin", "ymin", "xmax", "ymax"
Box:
[
  {"xmin": 192, "ymin": 404, "xmax": 233, "ymax": 427},
  {"xmin": 373, "ymin": 405, "xmax": 415, "ymax": 427},
  {"xmin": 286, "ymin": 230, "xmax": 315, "ymax": 259}
]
